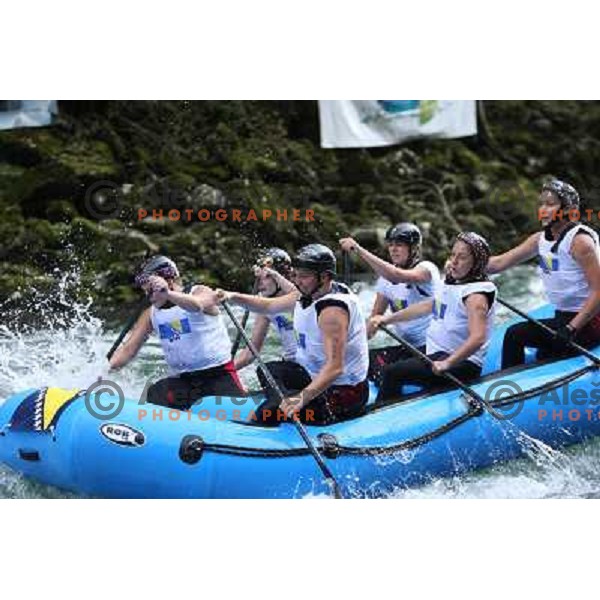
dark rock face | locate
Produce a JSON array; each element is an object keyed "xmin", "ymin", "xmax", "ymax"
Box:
[{"xmin": 1, "ymin": 100, "xmax": 599, "ymax": 325}]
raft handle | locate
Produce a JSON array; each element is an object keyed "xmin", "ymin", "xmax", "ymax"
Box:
[
  {"xmin": 317, "ymin": 433, "xmax": 340, "ymax": 459},
  {"xmin": 179, "ymin": 435, "xmax": 204, "ymax": 465},
  {"xmin": 18, "ymin": 449, "xmax": 40, "ymax": 462}
]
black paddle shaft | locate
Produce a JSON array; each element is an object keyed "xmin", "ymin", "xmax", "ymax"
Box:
[
  {"xmin": 343, "ymin": 249, "xmax": 353, "ymax": 287},
  {"xmin": 106, "ymin": 298, "xmax": 149, "ymax": 362},
  {"xmin": 497, "ymin": 297, "xmax": 600, "ymax": 368},
  {"xmin": 231, "ymin": 278, "xmax": 259, "ymax": 358},
  {"xmin": 221, "ymin": 300, "xmax": 343, "ymax": 499},
  {"xmin": 379, "ymin": 325, "xmax": 507, "ymax": 419}
]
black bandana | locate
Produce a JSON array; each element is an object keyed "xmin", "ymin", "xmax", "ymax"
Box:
[
  {"xmin": 542, "ymin": 179, "xmax": 580, "ymax": 210},
  {"xmin": 445, "ymin": 232, "xmax": 491, "ymax": 285}
]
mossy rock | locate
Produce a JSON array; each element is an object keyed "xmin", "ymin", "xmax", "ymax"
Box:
[
  {"xmin": 3, "ymin": 100, "xmax": 600, "ymax": 323},
  {"xmin": 0, "ymin": 163, "xmax": 27, "ymax": 200},
  {"xmin": 30, "ymin": 131, "xmax": 119, "ymax": 177},
  {"xmin": 46, "ymin": 200, "xmax": 77, "ymax": 222}
]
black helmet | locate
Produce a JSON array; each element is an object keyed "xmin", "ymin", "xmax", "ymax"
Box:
[
  {"xmin": 134, "ymin": 255, "xmax": 180, "ymax": 287},
  {"xmin": 257, "ymin": 247, "xmax": 292, "ymax": 276},
  {"xmin": 385, "ymin": 222, "xmax": 422, "ymax": 246},
  {"xmin": 293, "ymin": 244, "xmax": 336, "ymax": 275},
  {"xmin": 385, "ymin": 223, "xmax": 422, "ymax": 268},
  {"xmin": 542, "ymin": 179, "xmax": 580, "ymax": 210}
]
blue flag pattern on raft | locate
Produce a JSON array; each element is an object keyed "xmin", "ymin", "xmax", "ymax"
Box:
[
  {"xmin": 158, "ymin": 318, "xmax": 191, "ymax": 342},
  {"xmin": 10, "ymin": 389, "xmax": 46, "ymax": 431},
  {"xmin": 9, "ymin": 388, "xmax": 81, "ymax": 432}
]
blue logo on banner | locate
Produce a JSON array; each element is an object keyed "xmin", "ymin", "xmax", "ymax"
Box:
[{"xmin": 377, "ymin": 101, "xmax": 419, "ymax": 114}]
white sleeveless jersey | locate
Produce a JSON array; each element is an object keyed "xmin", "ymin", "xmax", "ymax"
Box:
[
  {"xmin": 150, "ymin": 287, "xmax": 232, "ymax": 375},
  {"xmin": 266, "ymin": 312, "xmax": 297, "ymax": 361},
  {"xmin": 538, "ymin": 224, "xmax": 600, "ymax": 312},
  {"xmin": 293, "ymin": 285, "xmax": 369, "ymax": 385},
  {"xmin": 426, "ymin": 280, "xmax": 497, "ymax": 367},
  {"xmin": 374, "ymin": 260, "xmax": 441, "ymax": 347}
]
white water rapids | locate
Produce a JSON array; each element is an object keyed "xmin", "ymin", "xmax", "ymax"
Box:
[{"xmin": 2, "ymin": 265, "xmax": 600, "ymax": 498}]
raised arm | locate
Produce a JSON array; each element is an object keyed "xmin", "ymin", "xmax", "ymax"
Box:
[
  {"xmin": 372, "ymin": 299, "xmax": 434, "ymax": 329},
  {"xmin": 339, "ymin": 238, "xmax": 431, "ymax": 284},
  {"xmin": 171, "ymin": 285, "xmax": 222, "ymax": 315},
  {"xmin": 144, "ymin": 276, "xmax": 221, "ymax": 315},
  {"xmin": 256, "ymin": 266, "xmax": 296, "ymax": 294},
  {"xmin": 487, "ymin": 233, "xmax": 540, "ymax": 275},
  {"xmin": 218, "ymin": 289, "xmax": 299, "ymax": 315}
]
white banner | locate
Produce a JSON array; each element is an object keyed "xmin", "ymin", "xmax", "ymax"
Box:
[
  {"xmin": 318, "ymin": 100, "xmax": 477, "ymax": 149},
  {"xmin": 0, "ymin": 100, "xmax": 57, "ymax": 131}
]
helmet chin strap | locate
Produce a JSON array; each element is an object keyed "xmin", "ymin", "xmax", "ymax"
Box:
[
  {"xmin": 544, "ymin": 215, "xmax": 572, "ymax": 241},
  {"xmin": 394, "ymin": 258, "xmax": 411, "ymax": 269},
  {"xmin": 298, "ymin": 273, "xmax": 326, "ymax": 308},
  {"xmin": 543, "ymin": 222, "xmax": 555, "ymax": 239},
  {"xmin": 392, "ymin": 246, "xmax": 419, "ymax": 269}
]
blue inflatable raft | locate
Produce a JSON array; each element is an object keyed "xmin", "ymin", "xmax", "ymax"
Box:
[{"xmin": 1, "ymin": 305, "xmax": 599, "ymax": 498}]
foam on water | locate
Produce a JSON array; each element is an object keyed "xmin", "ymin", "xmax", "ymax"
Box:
[
  {"xmin": 0, "ymin": 269, "xmax": 107, "ymax": 399},
  {"xmin": 389, "ymin": 436, "xmax": 600, "ymax": 499},
  {"xmin": 2, "ymin": 264, "xmax": 599, "ymax": 498}
]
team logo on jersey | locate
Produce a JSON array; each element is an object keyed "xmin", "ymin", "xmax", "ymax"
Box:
[
  {"xmin": 390, "ymin": 298, "xmax": 408, "ymax": 312},
  {"xmin": 274, "ymin": 315, "xmax": 294, "ymax": 331},
  {"xmin": 432, "ymin": 299, "xmax": 447, "ymax": 319},
  {"xmin": 158, "ymin": 318, "xmax": 191, "ymax": 342},
  {"xmin": 538, "ymin": 255, "xmax": 560, "ymax": 274},
  {"xmin": 296, "ymin": 332, "xmax": 307, "ymax": 349}
]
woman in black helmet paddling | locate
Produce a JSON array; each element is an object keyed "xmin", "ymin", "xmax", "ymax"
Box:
[
  {"xmin": 340, "ymin": 223, "xmax": 441, "ymax": 386},
  {"xmin": 370, "ymin": 232, "xmax": 496, "ymax": 403}
]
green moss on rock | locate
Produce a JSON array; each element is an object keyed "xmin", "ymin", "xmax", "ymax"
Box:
[{"xmin": 1, "ymin": 100, "xmax": 599, "ymax": 325}]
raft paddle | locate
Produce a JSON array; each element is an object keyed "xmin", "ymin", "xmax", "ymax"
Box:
[
  {"xmin": 231, "ymin": 278, "xmax": 259, "ymax": 358},
  {"xmin": 106, "ymin": 298, "xmax": 149, "ymax": 362},
  {"xmin": 497, "ymin": 297, "xmax": 600, "ymax": 367},
  {"xmin": 343, "ymin": 249, "xmax": 353, "ymax": 287},
  {"xmin": 379, "ymin": 325, "xmax": 507, "ymax": 419},
  {"xmin": 221, "ymin": 299, "xmax": 344, "ymax": 499}
]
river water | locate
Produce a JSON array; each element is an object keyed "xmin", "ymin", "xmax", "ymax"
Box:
[{"xmin": 1, "ymin": 265, "xmax": 599, "ymax": 499}]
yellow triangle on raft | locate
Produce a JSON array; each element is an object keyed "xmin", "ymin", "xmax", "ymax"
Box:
[{"xmin": 43, "ymin": 387, "xmax": 80, "ymax": 430}]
